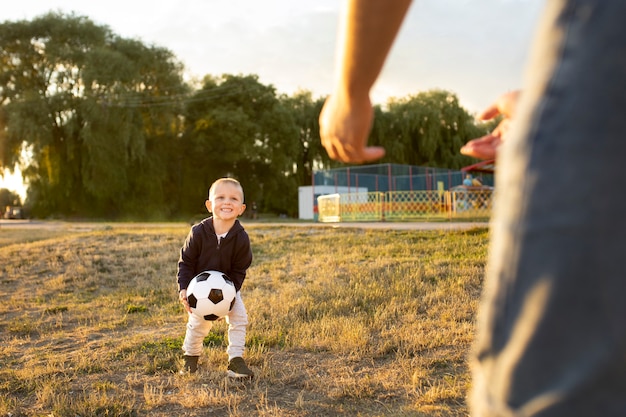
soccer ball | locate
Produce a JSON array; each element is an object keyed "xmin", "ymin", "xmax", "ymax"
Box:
[{"xmin": 186, "ymin": 270, "xmax": 237, "ymax": 321}]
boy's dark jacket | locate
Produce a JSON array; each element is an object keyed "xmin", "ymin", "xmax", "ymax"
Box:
[{"xmin": 177, "ymin": 217, "xmax": 252, "ymax": 292}]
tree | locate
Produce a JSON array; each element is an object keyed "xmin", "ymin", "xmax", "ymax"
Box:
[
  {"xmin": 280, "ymin": 91, "xmax": 329, "ymax": 186},
  {"xmin": 381, "ymin": 90, "xmax": 486, "ymax": 168},
  {"xmin": 0, "ymin": 188, "xmax": 21, "ymax": 208},
  {"xmin": 0, "ymin": 15, "xmax": 495, "ymax": 220},
  {"xmin": 180, "ymin": 74, "xmax": 300, "ymax": 216},
  {"xmin": 0, "ymin": 12, "xmax": 187, "ymax": 218}
]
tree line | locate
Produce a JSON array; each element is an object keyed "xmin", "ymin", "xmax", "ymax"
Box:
[{"xmin": 0, "ymin": 12, "xmax": 491, "ymax": 220}]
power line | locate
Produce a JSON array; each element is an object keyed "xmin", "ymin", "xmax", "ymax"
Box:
[{"xmin": 93, "ymin": 83, "xmax": 275, "ymax": 109}]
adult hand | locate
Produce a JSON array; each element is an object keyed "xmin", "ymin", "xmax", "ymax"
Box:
[
  {"xmin": 319, "ymin": 92, "xmax": 385, "ymax": 164},
  {"xmin": 461, "ymin": 90, "xmax": 520, "ymax": 160}
]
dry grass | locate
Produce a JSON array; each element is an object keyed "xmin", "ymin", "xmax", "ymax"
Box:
[{"xmin": 0, "ymin": 222, "xmax": 488, "ymax": 416}]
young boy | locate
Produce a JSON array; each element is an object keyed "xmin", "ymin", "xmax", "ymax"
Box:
[{"xmin": 177, "ymin": 178, "xmax": 254, "ymax": 378}]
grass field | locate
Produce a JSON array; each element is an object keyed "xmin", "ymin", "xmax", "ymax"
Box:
[{"xmin": 0, "ymin": 222, "xmax": 489, "ymax": 416}]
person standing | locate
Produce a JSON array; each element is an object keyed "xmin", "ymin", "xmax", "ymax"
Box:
[{"xmin": 319, "ymin": 1, "xmax": 626, "ymax": 415}]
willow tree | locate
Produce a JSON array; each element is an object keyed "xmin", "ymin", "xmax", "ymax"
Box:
[
  {"xmin": 280, "ymin": 90, "xmax": 329, "ymax": 186},
  {"xmin": 0, "ymin": 12, "xmax": 187, "ymax": 218},
  {"xmin": 382, "ymin": 90, "xmax": 485, "ymax": 169},
  {"xmin": 0, "ymin": 188, "xmax": 21, "ymax": 207},
  {"xmin": 180, "ymin": 74, "xmax": 300, "ymax": 216}
]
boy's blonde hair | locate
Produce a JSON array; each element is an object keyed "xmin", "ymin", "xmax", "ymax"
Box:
[{"xmin": 208, "ymin": 178, "xmax": 245, "ymax": 202}]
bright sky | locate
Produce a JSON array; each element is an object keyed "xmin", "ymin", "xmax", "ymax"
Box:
[{"xmin": 1, "ymin": 0, "xmax": 545, "ymax": 199}]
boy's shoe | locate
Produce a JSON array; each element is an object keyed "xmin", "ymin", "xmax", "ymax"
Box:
[
  {"xmin": 227, "ymin": 357, "xmax": 254, "ymax": 379},
  {"xmin": 180, "ymin": 355, "xmax": 199, "ymax": 374}
]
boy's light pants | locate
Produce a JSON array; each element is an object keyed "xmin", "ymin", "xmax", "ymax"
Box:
[{"xmin": 182, "ymin": 291, "xmax": 248, "ymax": 360}]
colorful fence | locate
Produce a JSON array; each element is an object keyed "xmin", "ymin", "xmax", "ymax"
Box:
[
  {"xmin": 317, "ymin": 188, "xmax": 493, "ymax": 222},
  {"xmin": 336, "ymin": 192, "xmax": 385, "ymax": 222},
  {"xmin": 313, "ymin": 163, "xmax": 495, "ymax": 193}
]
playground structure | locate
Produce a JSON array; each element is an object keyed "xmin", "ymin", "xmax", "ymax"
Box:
[{"xmin": 312, "ymin": 163, "xmax": 494, "ymax": 222}]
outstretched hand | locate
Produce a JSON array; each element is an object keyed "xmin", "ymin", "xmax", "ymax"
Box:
[
  {"xmin": 319, "ymin": 92, "xmax": 385, "ymax": 164},
  {"xmin": 461, "ymin": 90, "xmax": 520, "ymax": 160}
]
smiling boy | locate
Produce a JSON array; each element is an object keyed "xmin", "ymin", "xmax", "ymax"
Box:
[{"xmin": 177, "ymin": 178, "xmax": 254, "ymax": 378}]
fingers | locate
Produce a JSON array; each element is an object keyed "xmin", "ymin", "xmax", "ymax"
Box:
[
  {"xmin": 466, "ymin": 90, "xmax": 520, "ymax": 159},
  {"xmin": 179, "ymin": 290, "xmax": 192, "ymax": 313},
  {"xmin": 478, "ymin": 90, "xmax": 521, "ymax": 121},
  {"xmin": 478, "ymin": 103, "xmax": 502, "ymax": 121},
  {"xmin": 322, "ymin": 141, "xmax": 385, "ymax": 164},
  {"xmin": 358, "ymin": 147, "xmax": 386, "ymax": 163},
  {"xmin": 319, "ymin": 94, "xmax": 384, "ymax": 164},
  {"xmin": 323, "ymin": 140, "xmax": 386, "ymax": 163},
  {"xmin": 460, "ymin": 134, "xmax": 501, "ymax": 160},
  {"xmin": 491, "ymin": 118, "xmax": 511, "ymax": 139}
]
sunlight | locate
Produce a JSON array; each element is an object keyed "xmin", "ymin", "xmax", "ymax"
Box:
[{"xmin": 0, "ymin": 167, "xmax": 27, "ymax": 202}]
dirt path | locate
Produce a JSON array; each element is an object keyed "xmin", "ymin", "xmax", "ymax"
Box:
[{"xmin": 0, "ymin": 219, "xmax": 489, "ymax": 231}]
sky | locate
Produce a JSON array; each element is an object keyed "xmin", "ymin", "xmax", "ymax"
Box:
[{"xmin": 1, "ymin": 0, "xmax": 545, "ymax": 200}]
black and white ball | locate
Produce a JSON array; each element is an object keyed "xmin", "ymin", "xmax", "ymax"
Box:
[{"xmin": 186, "ymin": 270, "xmax": 237, "ymax": 321}]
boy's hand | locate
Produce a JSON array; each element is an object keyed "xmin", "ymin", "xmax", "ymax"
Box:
[{"xmin": 179, "ymin": 289, "xmax": 192, "ymax": 313}]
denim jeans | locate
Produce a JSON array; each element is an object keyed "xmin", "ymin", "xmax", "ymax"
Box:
[{"xmin": 470, "ymin": 1, "xmax": 626, "ymax": 415}]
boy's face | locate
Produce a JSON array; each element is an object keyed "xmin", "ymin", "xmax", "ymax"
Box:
[{"xmin": 206, "ymin": 182, "xmax": 246, "ymax": 221}]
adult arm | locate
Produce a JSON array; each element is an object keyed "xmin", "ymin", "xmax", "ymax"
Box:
[{"xmin": 320, "ymin": 0, "xmax": 413, "ymax": 163}]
